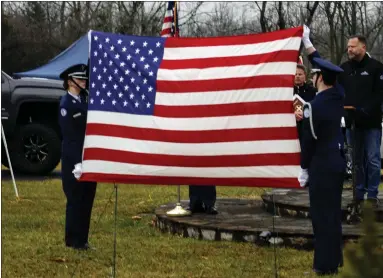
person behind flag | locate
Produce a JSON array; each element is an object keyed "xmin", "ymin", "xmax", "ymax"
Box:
[
  {"xmin": 298, "ymin": 25, "xmax": 346, "ymax": 276},
  {"xmin": 161, "ymin": 1, "xmax": 218, "ymax": 214},
  {"xmin": 294, "ymin": 63, "xmax": 317, "ymax": 143},
  {"xmin": 58, "ymin": 64, "xmax": 97, "ymax": 250}
]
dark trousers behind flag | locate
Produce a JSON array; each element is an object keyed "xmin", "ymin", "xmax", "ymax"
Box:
[{"xmin": 189, "ymin": 185, "xmax": 216, "ymax": 213}]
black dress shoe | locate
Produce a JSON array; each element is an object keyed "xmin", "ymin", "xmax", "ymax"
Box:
[
  {"xmin": 205, "ymin": 206, "xmax": 218, "ymax": 215},
  {"xmin": 313, "ymin": 268, "xmax": 338, "ymax": 276},
  {"xmin": 187, "ymin": 205, "xmax": 205, "ymax": 213},
  {"xmin": 67, "ymin": 243, "xmax": 96, "ymax": 251}
]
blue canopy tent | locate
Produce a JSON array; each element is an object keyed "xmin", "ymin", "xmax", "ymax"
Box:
[{"xmin": 14, "ymin": 33, "xmax": 89, "ymax": 80}]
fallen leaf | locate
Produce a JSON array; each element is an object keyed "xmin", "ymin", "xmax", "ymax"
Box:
[{"xmin": 50, "ymin": 257, "xmax": 66, "ymax": 263}]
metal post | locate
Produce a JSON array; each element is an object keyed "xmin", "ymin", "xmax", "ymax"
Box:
[
  {"xmin": 166, "ymin": 185, "xmax": 191, "ymax": 216},
  {"xmin": 345, "ymin": 108, "xmax": 361, "ymax": 223},
  {"xmin": 112, "ymin": 183, "xmax": 118, "ymax": 278},
  {"xmin": 1, "ymin": 124, "xmax": 19, "ymax": 199}
]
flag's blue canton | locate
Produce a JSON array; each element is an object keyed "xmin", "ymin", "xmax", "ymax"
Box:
[{"xmin": 88, "ymin": 31, "xmax": 166, "ymax": 116}]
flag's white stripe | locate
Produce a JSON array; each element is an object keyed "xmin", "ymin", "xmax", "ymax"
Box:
[
  {"xmin": 82, "ymin": 160, "xmax": 300, "ymax": 178},
  {"xmin": 156, "ymin": 87, "xmax": 294, "ymax": 106},
  {"xmin": 157, "ymin": 62, "xmax": 295, "ymax": 81},
  {"xmin": 84, "ymin": 135, "xmax": 300, "ymax": 155},
  {"xmin": 163, "ymin": 37, "xmax": 301, "ymax": 60},
  {"xmin": 87, "ymin": 111, "xmax": 297, "ymax": 130},
  {"xmin": 164, "ymin": 10, "xmax": 173, "ymax": 17},
  {"xmin": 161, "ymin": 22, "xmax": 173, "ymax": 30}
]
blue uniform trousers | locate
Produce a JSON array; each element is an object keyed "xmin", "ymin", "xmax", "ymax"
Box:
[
  {"xmin": 62, "ymin": 158, "xmax": 97, "ymax": 247},
  {"xmin": 309, "ymin": 168, "xmax": 343, "ymax": 272}
]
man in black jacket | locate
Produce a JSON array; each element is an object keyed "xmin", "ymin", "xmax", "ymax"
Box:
[
  {"xmin": 294, "ymin": 64, "xmax": 317, "ymax": 143},
  {"xmin": 302, "ymin": 28, "xmax": 383, "ymax": 207},
  {"xmin": 339, "ymin": 35, "xmax": 383, "ymax": 207}
]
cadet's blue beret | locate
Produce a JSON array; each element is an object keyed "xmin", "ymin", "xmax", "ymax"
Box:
[
  {"xmin": 59, "ymin": 64, "xmax": 88, "ymax": 80},
  {"xmin": 311, "ymin": 57, "xmax": 343, "ymax": 74}
]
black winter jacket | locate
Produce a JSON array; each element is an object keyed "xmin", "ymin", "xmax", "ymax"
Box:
[
  {"xmin": 339, "ymin": 54, "xmax": 383, "ymax": 129},
  {"xmin": 293, "ymin": 83, "xmax": 317, "ymax": 102},
  {"xmin": 294, "ymin": 83, "xmax": 317, "ymax": 143}
]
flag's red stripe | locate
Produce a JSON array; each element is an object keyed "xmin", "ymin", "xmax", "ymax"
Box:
[
  {"xmin": 160, "ymin": 29, "xmax": 172, "ymax": 36},
  {"xmin": 160, "ymin": 50, "xmax": 298, "ymax": 69},
  {"xmin": 86, "ymin": 124, "xmax": 298, "ymax": 143},
  {"xmin": 83, "ymin": 148, "xmax": 300, "ymax": 167},
  {"xmin": 164, "ymin": 26, "xmax": 303, "ymax": 48},
  {"xmin": 80, "ymin": 174, "xmax": 300, "ymax": 188},
  {"xmin": 154, "ymin": 101, "xmax": 293, "ymax": 118},
  {"xmin": 156, "ymin": 75, "xmax": 294, "ymax": 93},
  {"xmin": 162, "ymin": 17, "xmax": 174, "ymax": 23}
]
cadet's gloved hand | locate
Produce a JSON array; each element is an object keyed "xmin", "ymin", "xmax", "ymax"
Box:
[
  {"xmin": 298, "ymin": 168, "xmax": 309, "ymax": 188},
  {"xmin": 72, "ymin": 163, "xmax": 83, "ymax": 179},
  {"xmin": 302, "ymin": 25, "xmax": 313, "ymax": 49}
]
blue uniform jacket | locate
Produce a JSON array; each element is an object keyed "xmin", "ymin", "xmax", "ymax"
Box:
[
  {"xmin": 300, "ymin": 86, "xmax": 345, "ymax": 173},
  {"xmin": 59, "ymin": 93, "xmax": 88, "ymax": 165}
]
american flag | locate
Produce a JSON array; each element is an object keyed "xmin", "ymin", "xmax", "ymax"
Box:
[
  {"xmin": 80, "ymin": 26, "xmax": 303, "ymax": 188},
  {"xmin": 160, "ymin": 1, "xmax": 178, "ymax": 38}
]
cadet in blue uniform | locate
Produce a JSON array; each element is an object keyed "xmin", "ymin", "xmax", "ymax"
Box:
[
  {"xmin": 188, "ymin": 185, "xmax": 217, "ymax": 214},
  {"xmin": 58, "ymin": 64, "xmax": 97, "ymax": 250},
  {"xmin": 298, "ymin": 57, "xmax": 346, "ymax": 276}
]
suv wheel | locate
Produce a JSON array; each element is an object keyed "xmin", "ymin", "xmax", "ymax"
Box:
[{"xmin": 10, "ymin": 123, "xmax": 61, "ymax": 175}]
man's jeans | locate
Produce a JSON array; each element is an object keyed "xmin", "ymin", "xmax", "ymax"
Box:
[{"xmin": 346, "ymin": 128, "xmax": 381, "ymax": 200}]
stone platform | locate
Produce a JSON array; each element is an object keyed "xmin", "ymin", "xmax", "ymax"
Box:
[
  {"xmin": 154, "ymin": 189, "xmax": 383, "ymax": 249},
  {"xmin": 262, "ymin": 188, "xmax": 383, "ymax": 222}
]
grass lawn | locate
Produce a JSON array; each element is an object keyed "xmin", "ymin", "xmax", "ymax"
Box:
[{"xmin": 2, "ymin": 175, "xmax": 382, "ymax": 278}]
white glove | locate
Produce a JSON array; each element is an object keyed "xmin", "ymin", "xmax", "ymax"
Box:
[
  {"xmin": 302, "ymin": 25, "xmax": 313, "ymax": 49},
  {"xmin": 298, "ymin": 168, "xmax": 309, "ymax": 188},
  {"xmin": 72, "ymin": 163, "xmax": 83, "ymax": 179}
]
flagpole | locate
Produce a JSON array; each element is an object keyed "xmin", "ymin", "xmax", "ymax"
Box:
[{"xmin": 166, "ymin": 1, "xmax": 190, "ymax": 217}]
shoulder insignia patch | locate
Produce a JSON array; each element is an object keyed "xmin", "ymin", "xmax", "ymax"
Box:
[
  {"xmin": 380, "ymin": 74, "xmax": 383, "ymax": 80},
  {"xmin": 303, "ymin": 107, "xmax": 310, "ymax": 119},
  {"xmin": 61, "ymin": 108, "xmax": 67, "ymax": 117}
]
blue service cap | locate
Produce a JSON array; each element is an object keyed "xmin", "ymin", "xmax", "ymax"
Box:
[
  {"xmin": 310, "ymin": 57, "xmax": 344, "ymax": 74},
  {"xmin": 59, "ymin": 64, "xmax": 88, "ymax": 80}
]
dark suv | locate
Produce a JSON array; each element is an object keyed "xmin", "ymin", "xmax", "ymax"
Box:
[{"xmin": 1, "ymin": 71, "xmax": 65, "ymax": 175}]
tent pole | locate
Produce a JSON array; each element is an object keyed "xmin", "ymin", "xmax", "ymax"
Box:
[{"xmin": 1, "ymin": 124, "xmax": 19, "ymax": 199}]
